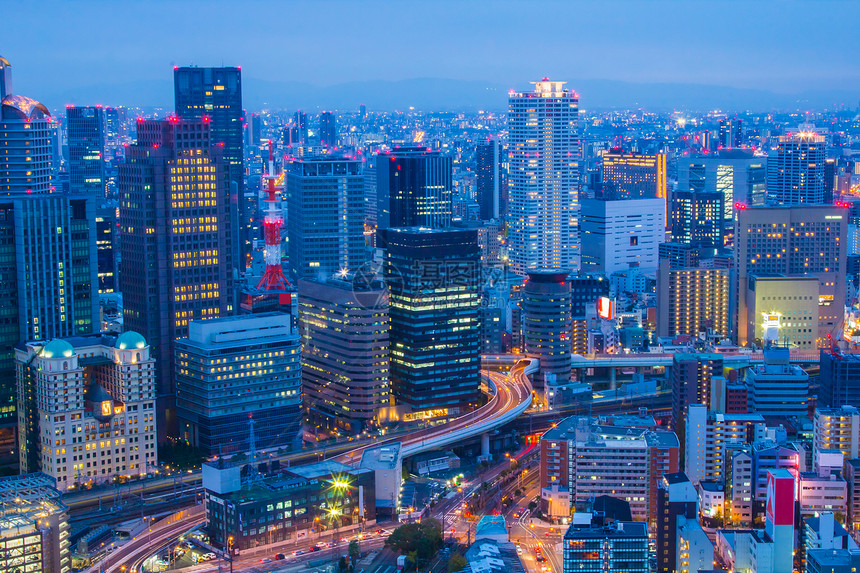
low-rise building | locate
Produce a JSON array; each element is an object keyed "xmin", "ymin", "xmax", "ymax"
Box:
[
  {"xmin": 746, "ymin": 347, "xmax": 809, "ymax": 418},
  {"xmin": 0, "ymin": 473, "xmax": 70, "ymax": 573},
  {"xmin": 203, "ymin": 459, "xmax": 375, "ymax": 551},
  {"xmin": 563, "ymin": 521, "xmax": 648, "ymax": 573}
]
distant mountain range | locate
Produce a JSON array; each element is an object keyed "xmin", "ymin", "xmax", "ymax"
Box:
[{"xmin": 47, "ymin": 76, "xmax": 859, "ymax": 114}]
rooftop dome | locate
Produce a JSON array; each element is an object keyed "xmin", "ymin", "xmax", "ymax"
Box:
[
  {"xmin": 116, "ymin": 331, "xmax": 147, "ymax": 350},
  {"xmin": 41, "ymin": 339, "xmax": 74, "ymax": 359},
  {"xmin": 1, "ymin": 94, "xmax": 50, "ymax": 120}
]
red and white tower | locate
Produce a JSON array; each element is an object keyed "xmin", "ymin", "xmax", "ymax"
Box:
[{"xmin": 256, "ymin": 141, "xmax": 290, "ymax": 291}]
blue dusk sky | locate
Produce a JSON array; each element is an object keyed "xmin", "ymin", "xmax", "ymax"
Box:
[{"xmin": 3, "ymin": 0, "xmax": 859, "ymax": 110}]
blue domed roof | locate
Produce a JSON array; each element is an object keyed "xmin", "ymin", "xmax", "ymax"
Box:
[
  {"xmin": 41, "ymin": 339, "xmax": 75, "ymax": 359},
  {"xmin": 116, "ymin": 331, "xmax": 147, "ymax": 350}
]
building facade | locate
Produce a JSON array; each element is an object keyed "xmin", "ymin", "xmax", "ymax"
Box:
[
  {"xmin": 600, "ymin": 150, "xmax": 667, "ymax": 200},
  {"xmin": 734, "ymin": 205, "xmax": 846, "ymax": 347},
  {"xmin": 657, "ymin": 263, "xmax": 730, "ymax": 339},
  {"xmin": 563, "ymin": 521, "xmax": 648, "ymax": 573},
  {"xmin": 380, "ymin": 228, "xmax": 481, "ymax": 414},
  {"xmin": 65, "ymin": 106, "xmax": 106, "ymax": 199},
  {"xmin": 767, "ymin": 129, "xmax": 826, "ymax": 205},
  {"xmin": 507, "ymin": 80, "xmax": 580, "ymax": 276},
  {"xmin": 286, "ymin": 156, "xmax": 366, "ymax": 281},
  {"xmin": 16, "ymin": 333, "xmax": 157, "ymax": 490},
  {"xmin": 523, "ymin": 271, "xmax": 572, "ymax": 390},
  {"xmin": 175, "ymin": 313, "xmax": 301, "ymax": 456},
  {"xmin": 475, "ymin": 138, "xmax": 505, "ymax": 220},
  {"xmin": 173, "ymin": 66, "xmax": 244, "ymax": 264},
  {"xmin": 119, "ymin": 117, "xmax": 234, "ymax": 438},
  {"xmin": 299, "ymin": 277, "xmax": 390, "ymax": 435},
  {"xmin": 746, "ymin": 347, "xmax": 809, "ymax": 417},
  {"xmin": 0, "ymin": 472, "xmax": 70, "ymax": 573},
  {"xmin": 820, "ymin": 352, "xmax": 860, "ymax": 409},
  {"xmin": 540, "ymin": 416, "xmax": 679, "ymax": 523},
  {"xmin": 376, "ymin": 147, "xmax": 452, "ymax": 230},
  {"xmin": 580, "ymin": 197, "xmax": 664, "ymax": 275}
]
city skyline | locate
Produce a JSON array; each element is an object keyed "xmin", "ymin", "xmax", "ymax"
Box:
[{"xmin": 3, "ymin": 1, "xmax": 860, "ymax": 110}]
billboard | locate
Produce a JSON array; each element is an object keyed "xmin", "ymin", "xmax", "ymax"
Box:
[
  {"xmin": 765, "ymin": 469, "xmax": 795, "ymax": 527},
  {"xmin": 597, "ymin": 297, "xmax": 615, "ymax": 320}
]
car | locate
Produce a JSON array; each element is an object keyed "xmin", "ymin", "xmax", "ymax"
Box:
[
  {"xmin": 260, "ymin": 558, "xmax": 272, "ymax": 564},
  {"xmin": 308, "ymin": 546, "xmax": 320, "ymax": 552},
  {"xmin": 203, "ymin": 553, "xmax": 216, "ymax": 560},
  {"xmin": 274, "ymin": 554, "xmax": 285, "ymax": 560},
  {"xmin": 292, "ymin": 550, "xmax": 304, "ymax": 556}
]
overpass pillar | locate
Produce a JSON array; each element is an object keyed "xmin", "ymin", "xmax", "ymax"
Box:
[
  {"xmin": 481, "ymin": 433, "xmax": 490, "ymax": 459},
  {"xmin": 609, "ymin": 367, "xmax": 616, "ymax": 391}
]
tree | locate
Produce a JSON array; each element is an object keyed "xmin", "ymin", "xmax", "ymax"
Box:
[
  {"xmin": 447, "ymin": 553, "xmax": 467, "ymax": 573},
  {"xmin": 528, "ymin": 501, "xmax": 537, "ymax": 511},
  {"xmin": 348, "ymin": 540, "xmax": 360, "ymax": 567},
  {"xmin": 386, "ymin": 519, "xmax": 443, "ymax": 563},
  {"xmin": 338, "ymin": 556, "xmax": 349, "ymax": 573},
  {"xmin": 514, "ymin": 489, "xmax": 522, "ymax": 497}
]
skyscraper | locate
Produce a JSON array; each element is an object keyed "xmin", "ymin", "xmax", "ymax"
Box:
[
  {"xmin": 65, "ymin": 105, "xmax": 106, "ymax": 199},
  {"xmin": 0, "ymin": 57, "xmax": 98, "ymax": 465},
  {"xmin": 507, "ymin": 79, "xmax": 580, "ymax": 275},
  {"xmin": 475, "ymin": 138, "xmax": 504, "ymax": 220},
  {"xmin": 670, "ymin": 190, "xmax": 723, "ymax": 249},
  {"xmin": 767, "ymin": 128, "xmax": 827, "ymax": 205},
  {"xmin": 175, "ymin": 313, "xmax": 301, "ymax": 455},
  {"xmin": 286, "ymin": 156, "xmax": 366, "ymax": 280},
  {"xmin": 677, "ymin": 150, "xmax": 767, "ymax": 244},
  {"xmin": 734, "ymin": 205, "xmax": 846, "ymax": 346},
  {"xmin": 376, "ymin": 147, "xmax": 453, "ymax": 230},
  {"xmin": 319, "ymin": 111, "xmax": 337, "ymax": 147},
  {"xmin": 174, "ymin": 66, "xmax": 243, "ymax": 267},
  {"xmin": 294, "ymin": 110, "xmax": 308, "ymax": 145},
  {"xmin": 299, "ymin": 277, "xmax": 390, "ymax": 434},
  {"xmin": 379, "ymin": 227, "xmax": 481, "ymax": 414},
  {"xmin": 719, "ymin": 117, "xmax": 743, "ymax": 148},
  {"xmin": 523, "ymin": 271, "xmax": 571, "ymax": 390},
  {"xmin": 601, "ymin": 150, "xmax": 667, "ymax": 200},
  {"xmin": 120, "ymin": 117, "xmax": 234, "ymax": 438}
]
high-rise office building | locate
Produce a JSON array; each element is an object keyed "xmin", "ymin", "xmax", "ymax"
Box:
[
  {"xmin": 475, "ymin": 138, "xmax": 505, "ymax": 220},
  {"xmin": 120, "ymin": 117, "xmax": 234, "ymax": 438},
  {"xmin": 580, "ymin": 197, "xmax": 664, "ymax": 275},
  {"xmin": 174, "ymin": 66, "xmax": 243, "ymax": 266},
  {"xmin": 299, "ymin": 277, "xmax": 389, "ymax": 434},
  {"xmin": 678, "ymin": 150, "xmax": 767, "ymax": 244},
  {"xmin": 670, "ymin": 190, "xmax": 723, "ymax": 249},
  {"xmin": 820, "ymin": 352, "xmax": 860, "ymax": 409},
  {"xmin": 0, "ymin": 473, "xmax": 70, "ymax": 573},
  {"xmin": 767, "ymin": 128, "xmax": 827, "ymax": 205},
  {"xmin": 376, "ymin": 147, "xmax": 453, "ymax": 230},
  {"xmin": 319, "ymin": 111, "xmax": 337, "ymax": 147},
  {"xmin": 175, "ymin": 313, "xmax": 301, "ymax": 456},
  {"xmin": 507, "ymin": 80, "xmax": 580, "ymax": 275},
  {"xmin": 380, "ymin": 227, "xmax": 481, "ymax": 414},
  {"xmin": 246, "ymin": 112, "xmax": 261, "ymax": 148},
  {"xmin": 657, "ymin": 263, "xmax": 730, "ymax": 339},
  {"xmin": 734, "ymin": 205, "xmax": 846, "ymax": 347},
  {"xmin": 65, "ymin": 106, "xmax": 106, "ymax": 199},
  {"xmin": 523, "ymin": 271, "xmax": 571, "ymax": 390},
  {"xmin": 719, "ymin": 117, "xmax": 743, "ymax": 148},
  {"xmin": 600, "ymin": 150, "xmax": 667, "ymax": 200},
  {"xmin": 286, "ymin": 156, "xmax": 366, "ymax": 281},
  {"xmin": 95, "ymin": 206, "xmax": 117, "ymax": 295},
  {"xmin": 0, "ymin": 58, "xmax": 99, "ymax": 465},
  {"xmin": 16, "ymin": 333, "xmax": 157, "ymax": 489}
]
